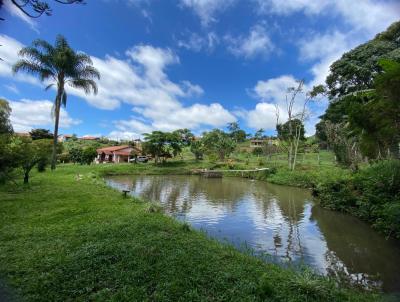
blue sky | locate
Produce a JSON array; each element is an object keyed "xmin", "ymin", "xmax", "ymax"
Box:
[{"xmin": 0, "ymin": 0, "xmax": 399, "ymax": 139}]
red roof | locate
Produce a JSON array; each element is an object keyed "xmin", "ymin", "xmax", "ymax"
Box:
[{"xmin": 97, "ymin": 145, "xmax": 129, "ymax": 155}]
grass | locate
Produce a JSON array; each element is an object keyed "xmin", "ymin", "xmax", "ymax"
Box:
[{"xmin": 0, "ymin": 164, "xmax": 379, "ymax": 302}]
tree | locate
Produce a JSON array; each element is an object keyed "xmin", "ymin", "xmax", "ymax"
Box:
[
  {"xmin": 81, "ymin": 147, "xmax": 97, "ymax": 165},
  {"xmin": 319, "ymin": 22, "xmax": 400, "ymax": 163},
  {"xmin": 254, "ymin": 128, "xmax": 264, "ymax": 139},
  {"xmin": 227, "ymin": 122, "xmax": 239, "ymax": 132},
  {"xmin": 3, "ymin": 0, "xmax": 84, "ymax": 19},
  {"xmin": 326, "ymin": 21, "xmax": 400, "ymax": 99},
  {"xmin": 142, "ymin": 131, "xmax": 184, "ymax": 164},
  {"xmin": 227, "ymin": 122, "xmax": 246, "ymax": 143},
  {"xmin": 69, "ymin": 147, "xmax": 83, "ymax": 163},
  {"xmin": 12, "ymin": 138, "xmax": 53, "ymax": 184},
  {"xmin": 173, "ymin": 128, "xmax": 194, "ymax": 146},
  {"xmin": 190, "ymin": 140, "xmax": 206, "ymax": 160},
  {"xmin": 275, "ymin": 81, "xmax": 322, "ymax": 170},
  {"xmin": 0, "ymin": 98, "xmax": 13, "ymax": 135},
  {"xmin": 0, "ymin": 99, "xmax": 15, "ymax": 183},
  {"xmin": 13, "ymin": 35, "xmax": 100, "ymax": 170},
  {"xmin": 202, "ymin": 129, "xmax": 236, "ymax": 161},
  {"xmin": 30, "ymin": 128, "xmax": 53, "ymax": 140}
]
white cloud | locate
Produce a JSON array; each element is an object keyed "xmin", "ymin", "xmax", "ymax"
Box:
[
  {"xmin": 298, "ymin": 31, "xmax": 355, "ymax": 86},
  {"xmin": 241, "ymin": 75, "xmax": 319, "ymax": 134},
  {"xmin": 113, "ymin": 102, "xmax": 236, "ymax": 139},
  {"xmin": 177, "ymin": 31, "xmax": 219, "ymax": 53},
  {"xmin": 225, "ymin": 25, "xmax": 274, "ymax": 59},
  {"xmin": 1, "ymin": 35, "xmax": 235, "ymax": 137},
  {"xmin": 181, "ymin": 80, "xmax": 204, "ymax": 97},
  {"xmin": 8, "ymin": 99, "xmax": 81, "ymax": 132},
  {"xmin": 245, "ymin": 102, "xmax": 279, "ymax": 130},
  {"xmin": 2, "ymin": 1, "xmax": 39, "ymax": 31},
  {"xmin": 179, "ymin": 0, "xmax": 236, "ymax": 26},
  {"xmin": 253, "ymin": 75, "xmax": 299, "ymax": 102},
  {"xmin": 0, "ymin": 35, "xmax": 40, "ymax": 85},
  {"xmin": 3, "ymin": 83, "xmax": 20, "ymax": 94},
  {"xmin": 254, "ymin": 0, "xmax": 400, "ymax": 35}
]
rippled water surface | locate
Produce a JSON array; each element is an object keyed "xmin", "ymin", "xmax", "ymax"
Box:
[{"xmin": 106, "ymin": 175, "xmax": 400, "ymax": 293}]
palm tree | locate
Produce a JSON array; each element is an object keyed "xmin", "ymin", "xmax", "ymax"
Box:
[{"xmin": 13, "ymin": 35, "xmax": 100, "ymax": 170}]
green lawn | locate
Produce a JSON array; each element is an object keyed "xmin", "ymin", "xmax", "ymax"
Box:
[{"xmin": 0, "ymin": 164, "xmax": 377, "ymax": 301}]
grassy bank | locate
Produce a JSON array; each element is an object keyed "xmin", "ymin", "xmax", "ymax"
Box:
[{"xmin": 0, "ymin": 165, "xmax": 377, "ymax": 301}]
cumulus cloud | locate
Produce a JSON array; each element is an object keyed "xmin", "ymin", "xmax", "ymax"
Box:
[
  {"xmin": 7, "ymin": 99, "xmax": 81, "ymax": 132},
  {"xmin": 241, "ymin": 75, "xmax": 320, "ymax": 135},
  {"xmin": 298, "ymin": 31, "xmax": 355, "ymax": 86},
  {"xmin": 179, "ymin": 0, "xmax": 236, "ymax": 27},
  {"xmin": 225, "ymin": 25, "xmax": 274, "ymax": 59}
]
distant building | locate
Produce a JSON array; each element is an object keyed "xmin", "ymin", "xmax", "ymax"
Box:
[
  {"xmin": 250, "ymin": 138, "xmax": 279, "ymax": 148},
  {"xmin": 80, "ymin": 136, "xmax": 99, "ymax": 141},
  {"xmin": 250, "ymin": 139, "xmax": 265, "ymax": 148},
  {"xmin": 58, "ymin": 134, "xmax": 73, "ymax": 142},
  {"xmin": 15, "ymin": 132, "xmax": 30, "ymax": 138},
  {"xmin": 96, "ymin": 145, "xmax": 142, "ymax": 163}
]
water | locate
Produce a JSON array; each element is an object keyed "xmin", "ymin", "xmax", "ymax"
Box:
[{"xmin": 106, "ymin": 175, "xmax": 400, "ymax": 293}]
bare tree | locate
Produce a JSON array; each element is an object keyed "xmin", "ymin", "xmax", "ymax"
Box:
[{"xmin": 275, "ymin": 80, "xmax": 324, "ymax": 171}]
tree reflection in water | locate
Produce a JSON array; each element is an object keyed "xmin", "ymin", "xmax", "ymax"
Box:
[{"xmin": 106, "ymin": 175, "xmax": 400, "ymax": 293}]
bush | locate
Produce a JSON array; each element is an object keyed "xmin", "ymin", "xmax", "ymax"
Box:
[
  {"xmin": 315, "ymin": 160, "xmax": 400, "ymax": 238},
  {"xmin": 252, "ymin": 147, "xmax": 263, "ymax": 156}
]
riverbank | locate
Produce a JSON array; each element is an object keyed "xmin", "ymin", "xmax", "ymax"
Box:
[{"xmin": 0, "ymin": 165, "xmax": 377, "ymax": 301}]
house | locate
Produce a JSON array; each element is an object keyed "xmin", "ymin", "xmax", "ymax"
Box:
[
  {"xmin": 80, "ymin": 136, "xmax": 100, "ymax": 141},
  {"xmin": 250, "ymin": 138, "xmax": 279, "ymax": 148},
  {"xmin": 58, "ymin": 134, "xmax": 74, "ymax": 142},
  {"xmin": 250, "ymin": 139, "xmax": 265, "ymax": 148},
  {"xmin": 96, "ymin": 145, "xmax": 142, "ymax": 163}
]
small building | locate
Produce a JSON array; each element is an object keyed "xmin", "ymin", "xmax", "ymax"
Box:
[
  {"xmin": 80, "ymin": 136, "xmax": 99, "ymax": 141},
  {"xmin": 250, "ymin": 138, "xmax": 279, "ymax": 148},
  {"xmin": 96, "ymin": 145, "xmax": 142, "ymax": 163},
  {"xmin": 250, "ymin": 139, "xmax": 265, "ymax": 148},
  {"xmin": 58, "ymin": 134, "xmax": 74, "ymax": 142}
]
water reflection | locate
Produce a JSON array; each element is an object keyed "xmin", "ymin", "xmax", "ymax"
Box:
[{"xmin": 106, "ymin": 175, "xmax": 400, "ymax": 293}]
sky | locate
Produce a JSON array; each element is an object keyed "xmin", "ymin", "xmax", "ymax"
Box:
[{"xmin": 0, "ymin": 0, "xmax": 399, "ymax": 140}]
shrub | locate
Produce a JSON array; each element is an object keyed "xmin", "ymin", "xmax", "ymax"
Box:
[
  {"xmin": 252, "ymin": 147, "xmax": 263, "ymax": 156},
  {"xmin": 315, "ymin": 160, "xmax": 400, "ymax": 238}
]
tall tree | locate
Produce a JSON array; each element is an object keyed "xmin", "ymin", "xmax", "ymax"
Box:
[
  {"xmin": 276, "ymin": 81, "xmax": 323, "ymax": 170},
  {"xmin": 326, "ymin": 21, "xmax": 400, "ymax": 99},
  {"xmin": 13, "ymin": 35, "xmax": 100, "ymax": 170},
  {"xmin": 319, "ymin": 22, "xmax": 400, "ymax": 163}
]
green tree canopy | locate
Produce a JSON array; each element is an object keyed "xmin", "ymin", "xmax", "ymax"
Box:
[
  {"xmin": 276, "ymin": 119, "xmax": 306, "ymax": 142},
  {"xmin": 201, "ymin": 129, "xmax": 236, "ymax": 161},
  {"xmin": 326, "ymin": 21, "xmax": 400, "ymax": 99},
  {"xmin": 0, "ymin": 99, "xmax": 13, "ymax": 135},
  {"xmin": 29, "ymin": 128, "xmax": 53, "ymax": 140},
  {"xmin": 142, "ymin": 131, "xmax": 184, "ymax": 163}
]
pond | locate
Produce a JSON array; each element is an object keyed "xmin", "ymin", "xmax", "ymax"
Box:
[{"xmin": 106, "ymin": 175, "xmax": 400, "ymax": 293}]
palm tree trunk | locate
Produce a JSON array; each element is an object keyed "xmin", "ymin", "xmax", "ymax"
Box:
[{"xmin": 51, "ymin": 89, "xmax": 62, "ymax": 170}]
